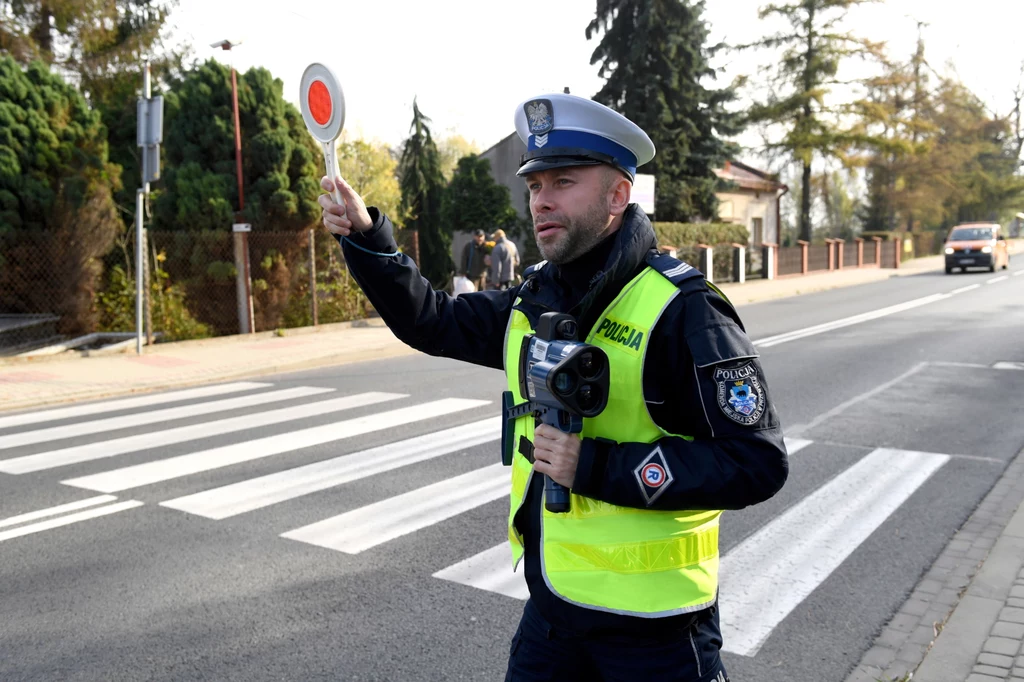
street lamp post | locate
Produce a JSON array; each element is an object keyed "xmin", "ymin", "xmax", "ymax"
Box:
[{"xmin": 212, "ymin": 39, "xmax": 254, "ymax": 334}]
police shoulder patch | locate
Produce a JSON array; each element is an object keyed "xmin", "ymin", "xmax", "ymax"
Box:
[
  {"xmin": 633, "ymin": 446, "xmax": 674, "ymax": 506},
  {"xmin": 714, "ymin": 361, "xmax": 765, "ymax": 426}
]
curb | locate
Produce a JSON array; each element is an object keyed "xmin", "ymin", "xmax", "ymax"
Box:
[
  {"xmin": 0, "ymin": 317, "xmax": 388, "ymax": 367},
  {"xmin": 0, "ymin": 339, "xmax": 419, "ymax": 414}
]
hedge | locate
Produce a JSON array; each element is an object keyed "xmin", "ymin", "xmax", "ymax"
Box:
[{"xmin": 653, "ymin": 222, "xmax": 751, "ymax": 248}]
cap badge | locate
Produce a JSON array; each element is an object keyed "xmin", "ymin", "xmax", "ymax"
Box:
[{"xmin": 525, "ymin": 99, "xmax": 554, "ymax": 136}]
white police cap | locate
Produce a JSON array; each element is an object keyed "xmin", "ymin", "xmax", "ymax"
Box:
[{"xmin": 514, "ymin": 93, "xmax": 655, "ymax": 181}]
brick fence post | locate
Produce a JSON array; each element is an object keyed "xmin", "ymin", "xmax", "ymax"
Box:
[
  {"xmin": 798, "ymin": 240, "xmax": 809, "ymax": 274},
  {"xmin": 873, "ymin": 237, "xmax": 882, "ymax": 266},
  {"xmin": 836, "ymin": 239, "xmax": 845, "ymax": 270},
  {"xmin": 856, "ymin": 238, "xmax": 864, "ymax": 267}
]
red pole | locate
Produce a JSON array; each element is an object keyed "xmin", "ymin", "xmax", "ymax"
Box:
[{"xmin": 231, "ymin": 68, "xmax": 244, "ymax": 211}]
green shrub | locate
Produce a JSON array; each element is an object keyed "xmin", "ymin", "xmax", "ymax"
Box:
[
  {"xmin": 653, "ymin": 222, "xmax": 750, "ymax": 248},
  {"xmin": 96, "ymin": 264, "xmax": 211, "ymax": 342}
]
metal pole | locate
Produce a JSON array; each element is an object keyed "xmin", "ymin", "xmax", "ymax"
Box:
[
  {"xmin": 229, "ymin": 65, "xmax": 254, "ymax": 334},
  {"xmin": 231, "ymin": 68, "xmax": 244, "ymax": 212},
  {"xmin": 309, "ymin": 228, "xmax": 318, "ymax": 326},
  {"xmin": 135, "ymin": 61, "xmax": 152, "ymax": 355},
  {"xmin": 135, "ymin": 189, "xmax": 144, "ymax": 354}
]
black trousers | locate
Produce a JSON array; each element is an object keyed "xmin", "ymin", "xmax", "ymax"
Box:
[{"xmin": 504, "ymin": 599, "xmax": 729, "ymax": 682}]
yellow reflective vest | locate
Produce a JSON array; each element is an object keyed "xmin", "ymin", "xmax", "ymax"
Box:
[{"xmin": 505, "ymin": 265, "xmax": 722, "ymax": 617}]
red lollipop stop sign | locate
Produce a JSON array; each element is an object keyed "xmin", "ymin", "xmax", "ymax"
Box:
[{"xmin": 300, "ymin": 63, "xmax": 346, "ymax": 208}]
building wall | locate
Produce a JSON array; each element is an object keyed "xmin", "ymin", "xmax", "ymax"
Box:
[
  {"xmin": 479, "ymin": 133, "xmax": 530, "ymax": 219},
  {"xmin": 717, "ymin": 190, "xmax": 780, "ymax": 245}
]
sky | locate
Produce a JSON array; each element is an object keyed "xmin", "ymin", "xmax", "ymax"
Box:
[{"xmin": 169, "ymin": 0, "xmax": 1024, "ymax": 165}]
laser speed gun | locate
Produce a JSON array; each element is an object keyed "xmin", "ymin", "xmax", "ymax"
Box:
[{"xmin": 502, "ymin": 312, "xmax": 610, "ymax": 513}]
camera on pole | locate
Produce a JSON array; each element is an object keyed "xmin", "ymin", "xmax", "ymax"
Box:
[{"xmin": 502, "ymin": 312, "xmax": 610, "ymax": 513}]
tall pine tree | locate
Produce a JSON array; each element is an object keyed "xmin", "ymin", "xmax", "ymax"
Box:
[
  {"xmin": 740, "ymin": 0, "xmax": 881, "ymax": 242},
  {"xmin": 586, "ymin": 0, "xmax": 741, "ymax": 221},
  {"xmin": 399, "ymin": 99, "xmax": 450, "ymax": 287}
]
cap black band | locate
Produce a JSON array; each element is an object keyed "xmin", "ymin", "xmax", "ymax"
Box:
[{"xmin": 520, "ymin": 146, "xmax": 620, "ymax": 168}]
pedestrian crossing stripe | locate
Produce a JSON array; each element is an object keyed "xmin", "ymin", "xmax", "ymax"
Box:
[{"xmin": 0, "ymin": 383, "xmax": 954, "ymax": 658}]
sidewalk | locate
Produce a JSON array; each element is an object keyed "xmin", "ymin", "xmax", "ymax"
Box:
[{"xmin": 0, "ymin": 318, "xmax": 419, "ymax": 412}]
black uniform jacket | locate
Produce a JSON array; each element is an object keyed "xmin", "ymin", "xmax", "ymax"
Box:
[{"xmin": 337, "ymin": 204, "xmax": 789, "ymax": 634}]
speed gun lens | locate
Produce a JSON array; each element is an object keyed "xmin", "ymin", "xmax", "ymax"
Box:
[
  {"xmin": 577, "ymin": 384, "xmax": 601, "ymax": 413},
  {"xmin": 554, "ymin": 371, "xmax": 577, "ymax": 395},
  {"xmin": 578, "ymin": 351, "xmax": 603, "ymax": 380}
]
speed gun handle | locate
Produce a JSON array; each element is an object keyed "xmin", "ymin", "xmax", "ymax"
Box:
[{"xmin": 539, "ymin": 408, "xmax": 574, "ymax": 513}]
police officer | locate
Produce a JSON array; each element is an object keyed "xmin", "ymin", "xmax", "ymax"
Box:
[{"xmin": 319, "ymin": 93, "xmax": 789, "ymax": 682}]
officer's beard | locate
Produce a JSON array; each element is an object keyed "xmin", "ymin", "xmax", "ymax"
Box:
[{"xmin": 534, "ymin": 201, "xmax": 613, "ymax": 265}]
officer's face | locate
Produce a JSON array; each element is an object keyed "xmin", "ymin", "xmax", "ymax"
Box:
[
  {"xmin": 525, "ymin": 166, "xmax": 628, "ymax": 265},
  {"xmin": 473, "ymin": 235, "xmax": 484, "ymax": 245}
]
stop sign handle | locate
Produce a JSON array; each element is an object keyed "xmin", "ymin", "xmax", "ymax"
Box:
[{"xmin": 299, "ymin": 63, "xmax": 347, "ymax": 211}]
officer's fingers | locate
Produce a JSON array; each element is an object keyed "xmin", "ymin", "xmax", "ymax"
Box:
[
  {"xmin": 533, "ymin": 424, "xmax": 560, "ymax": 441},
  {"xmin": 532, "ymin": 459, "xmax": 552, "ymax": 476},
  {"xmin": 322, "ymin": 210, "xmax": 352, "ymax": 230},
  {"xmin": 320, "ymin": 176, "xmax": 335, "ymax": 193},
  {"xmin": 318, "ymin": 193, "xmax": 345, "ymax": 215}
]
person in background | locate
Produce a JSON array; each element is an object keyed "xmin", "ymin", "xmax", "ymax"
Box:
[
  {"xmin": 460, "ymin": 228, "xmax": 489, "ymax": 291},
  {"xmin": 489, "ymin": 229, "xmax": 520, "ymax": 290}
]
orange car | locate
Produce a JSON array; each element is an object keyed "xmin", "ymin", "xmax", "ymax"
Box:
[{"xmin": 944, "ymin": 223, "xmax": 1010, "ymax": 274}]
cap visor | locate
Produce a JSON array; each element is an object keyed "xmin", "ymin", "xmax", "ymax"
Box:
[{"xmin": 516, "ymin": 157, "xmax": 603, "ymax": 177}]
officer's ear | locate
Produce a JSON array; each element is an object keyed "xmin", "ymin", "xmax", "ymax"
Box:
[{"xmin": 605, "ymin": 167, "xmax": 631, "ymax": 217}]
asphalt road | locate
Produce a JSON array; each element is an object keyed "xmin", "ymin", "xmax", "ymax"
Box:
[{"xmin": 1, "ymin": 263, "xmax": 1023, "ymax": 682}]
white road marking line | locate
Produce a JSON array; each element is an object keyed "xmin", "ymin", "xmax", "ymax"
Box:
[
  {"xmin": 0, "ymin": 386, "xmax": 334, "ymax": 450},
  {"xmin": 432, "ymin": 438, "xmax": 815, "ymax": 599},
  {"xmin": 62, "ymin": 399, "xmax": 491, "ymax": 493},
  {"xmin": 0, "ymin": 500, "xmax": 144, "ymax": 543},
  {"xmin": 0, "ymin": 392, "xmax": 405, "ymax": 474},
  {"xmin": 433, "ymin": 542, "xmax": 529, "ymax": 600},
  {"xmin": 950, "ymin": 284, "xmax": 981, "ymax": 294},
  {"xmin": 1014, "ymin": 269, "xmax": 1024, "ymax": 276},
  {"xmin": 752, "ymin": 294, "xmax": 952, "ymax": 348},
  {"xmin": 0, "ymin": 495, "xmax": 117, "ymax": 529},
  {"xmin": 931, "ymin": 361, "xmax": 991, "ymax": 369},
  {"xmin": 993, "ymin": 362, "xmax": 1024, "ymax": 371},
  {"xmin": 719, "ymin": 447, "xmax": 949, "ymax": 657},
  {"xmin": 987, "ymin": 275, "xmax": 1009, "ymax": 284},
  {"xmin": 784, "ymin": 438, "xmax": 812, "ymax": 455},
  {"xmin": 282, "ymin": 463, "xmax": 507, "ymax": 554},
  {"xmin": 161, "ymin": 418, "xmax": 501, "ymax": 519},
  {"xmin": 0, "ymin": 382, "xmax": 269, "ymax": 430}
]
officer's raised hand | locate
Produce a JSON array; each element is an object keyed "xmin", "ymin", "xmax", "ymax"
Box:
[
  {"xmin": 319, "ymin": 175, "xmax": 372, "ymax": 236},
  {"xmin": 532, "ymin": 424, "xmax": 580, "ymax": 488}
]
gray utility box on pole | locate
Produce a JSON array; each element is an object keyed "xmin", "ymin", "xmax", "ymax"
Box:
[{"xmin": 137, "ymin": 95, "xmax": 164, "ymax": 183}]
